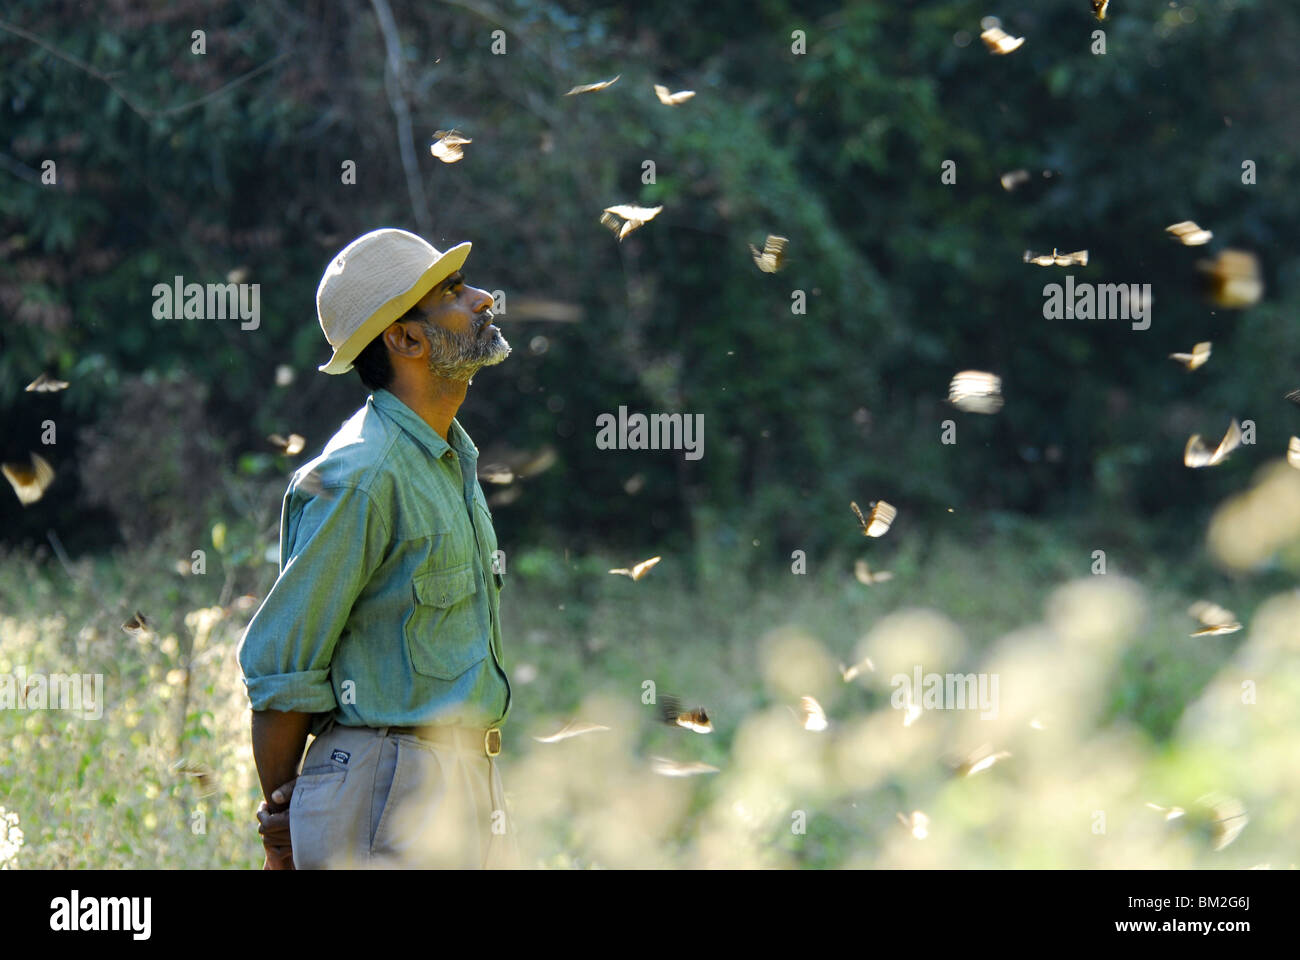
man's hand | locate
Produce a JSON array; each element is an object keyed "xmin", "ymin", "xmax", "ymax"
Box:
[{"xmin": 257, "ymin": 777, "xmax": 298, "ymax": 870}]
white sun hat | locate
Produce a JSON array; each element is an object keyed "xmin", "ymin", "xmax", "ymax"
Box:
[{"xmin": 316, "ymin": 228, "xmax": 471, "ymax": 374}]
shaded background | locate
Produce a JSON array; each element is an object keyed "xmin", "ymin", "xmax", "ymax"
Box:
[{"xmin": 1, "ymin": 0, "xmax": 1299, "ymax": 869}]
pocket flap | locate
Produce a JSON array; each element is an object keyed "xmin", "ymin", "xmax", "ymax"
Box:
[{"xmin": 413, "ymin": 561, "xmax": 478, "ymax": 608}]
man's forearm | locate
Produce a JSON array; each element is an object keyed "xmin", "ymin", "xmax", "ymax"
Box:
[{"xmin": 251, "ymin": 709, "xmax": 313, "ymax": 810}]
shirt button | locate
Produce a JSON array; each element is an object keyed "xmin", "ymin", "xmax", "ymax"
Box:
[{"xmin": 440, "ymin": 594, "xmax": 449, "ymax": 604}]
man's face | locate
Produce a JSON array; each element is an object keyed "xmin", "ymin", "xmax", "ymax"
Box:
[{"xmin": 407, "ymin": 270, "xmax": 511, "ymax": 382}]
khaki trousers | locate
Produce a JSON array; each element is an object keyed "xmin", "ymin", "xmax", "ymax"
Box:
[{"xmin": 289, "ymin": 719, "xmax": 519, "ymax": 869}]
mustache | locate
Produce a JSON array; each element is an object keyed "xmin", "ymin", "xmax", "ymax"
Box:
[{"xmin": 476, "ymin": 308, "xmax": 496, "ymax": 333}]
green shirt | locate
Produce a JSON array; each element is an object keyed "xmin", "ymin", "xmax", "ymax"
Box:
[{"xmin": 237, "ymin": 388, "xmax": 511, "ymax": 733}]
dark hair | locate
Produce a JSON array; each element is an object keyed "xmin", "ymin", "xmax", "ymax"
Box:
[{"xmin": 352, "ymin": 300, "xmax": 424, "ymax": 391}]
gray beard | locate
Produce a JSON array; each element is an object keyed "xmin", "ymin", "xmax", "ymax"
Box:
[{"xmin": 420, "ymin": 318, "xmax": 511, "ymax": 382}]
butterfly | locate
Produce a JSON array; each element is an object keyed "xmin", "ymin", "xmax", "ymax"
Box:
[
  {"xmin": 658, "ymin": 694, "xmax": 712, "ymax": 733},
  {"xmin": 1288, "ymin": 436, "xmax": 1300, "ymax": 470},
  {"xmin": 980, "ymin": 26, "xmax": 1025, "ymax": 54},
  {"xmin": 267, "ymin": 433, "xmax": 305, "ymax": 456},
  {"xmin": 171, "ymin": 758, "xmax": 217, "ymax": 797},
  {"xmin": 650, "ymin": 756, "xmax": 719, "ymax": 777},
  {"xmin": 1183, "ymin": 418, "xmax": 1242, "ymax": 468},
  {"xmin": 533, "ymin": 719, "xmax": 611, "ymax": 743},
  {"xmin": 2, "ymin": 452, "xmax": 55, "ymax": 505},
  {"xmin": 24, "ymin": 372, "xmax": 69, "ymax": 392},
  {"xmin": 600, "ymin": 204, "xmax": 663, "ymax": 241},
  {"xmin": 953, "ymin": 745, "xmax": 1011, "ymax": 777},
  {"xmin": 1091, "ymin": 0, "xmax": 1110, "ymax": 21},
  {"xmin": 897, "ymin": 810, "xmax": 930, "ymax": 839},
  {"xmin": 1202, "ymin": 794, "xmax": 1249, "ymax": 851},
  {"xmin": 854, "ymin": 559, "xmax": 894, "ymax": 585},
  {"xmin": 121, "ymin": 610, "xmax": 149, "ymax": 636},
  {"xmin": 839, "ymin": 656, "xmax": 875, "ymax": 682},
  {"xmin": 999, "ymin": 169, "xmax": 1030, "ymax": 191},
  {"xmin": 564, "ymin": 74, "xmax": 620, "ymax": 96},
  {"xmin": 1285, "ymin": 389, "xmax": 1300, "ymax": 406},
  {"xmin": 1023, "ymin": 248, "xmax": 1088, "ymax": 266},
  {"xmin": 851, "ymin": 500, "xmax": 896, "ymax": 538},
  {"xmin": 1188, "ymin": 600, "xmax": 1242, "ymax": 637},
  {"xmin": 1168, "ymin": 341, "xmax": 1211, "ymax": 370},
  {"xmin": 901, "ymin": 687, "xmax": 922, "ymax": 727},
  {"xmin": 430, "ymin": 129, "xmax": 472, "ymax": 163},
  {"xmin": 653, "ymin": 84, "xmax": 694, "ymax": 105},
  {"xmin": 1198, "ymin": 249, "xmax": 1262, "ymax": 308},
  {"xmin": 797, "ymin": 695, "xmax": 828, "ymax": 731},
  {"xmin": 478, "ymin": 464, "xmax": 514, "ymax": 485},
  {"xmin": 1166, "ymin": 220, "xmax": 1213, "ymax": 246},
  {"xmin": 948, "ymin": 370, "xmax": 1004, "ymax": 413},
  {"xmin": 749, "ymin": 234, "xmax": 789, "ymax": 273},
  {"xmin": 1145, "ymin": 801, "xmax": 1186, "ymax": 821},
  {"xmin": 609, "ymin": 556, "xmax": 661, "ymax": 581}
]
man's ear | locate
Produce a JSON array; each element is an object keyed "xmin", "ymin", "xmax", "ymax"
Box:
[{"xmin": 384, "ymin": 320, "xmax": 427, "ymax": 361}]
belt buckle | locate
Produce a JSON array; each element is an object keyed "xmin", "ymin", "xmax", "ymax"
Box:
[{"xmin": 484, "ymin": 728, "xmax": 501, "ymax": 757}]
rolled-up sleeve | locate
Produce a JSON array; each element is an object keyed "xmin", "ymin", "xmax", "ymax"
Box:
[{"xmin": 237, "ymin": 480, "xmax": 390, "ymax": 713}]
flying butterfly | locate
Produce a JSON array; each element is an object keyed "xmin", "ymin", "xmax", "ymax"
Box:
[
  {"xmin": 2, "ymin": 452, "xmax": 55, "ymax": 506},
  {"xmin": 953, "ymin": 744, "xmax": 1012, "ymax": 777},
  {"xmin": 980, "ymin": 26, "xmax": 1025, "ymax": 55},
  {"xmin": 609, "ymin": 555, "xmax": 661, "ymax": 581},
  {"xmin": 121, "ymin": 610, "xmax": 149, "ymax": 636},
  {"xmin": 1287, "ymin": 436, "xmax": 1300, "ymax": 470},
  {"xmin": 854, "ymin": 559, "xmax": 894, "ymax": 585},
  {"xmin": 901, "ymin": 688, "xmax": 922, "ymax": 727},
  {"xmin": 839, "ymin": 656, "xmax": 875, "ymax": 682},
  {"xmin": 897, "ymin": 810, "xmax": 930, "ymax": 839},
  {"xmin": 267, "ymin": 433, "xmax": 306, "ymax": 456},
  {"xmin": 430, "ymin": 129, "xmax": 472, "ymax": 164},
  {"xmin": 478, "ymin": 464, "xmax": 515, "ymax": 485},
  {"xmin": 1166, "ymin": 220, "xmax": 1213, "ymax": 246},
  {"xmin": 1023, "ymin": 248, "xmax": 1088, "ymax": 267},
  {"xmin": 1145, "ymin": 801, "xmax": 1186, "ymax": 821},
  {"xmin": 999, "ymin": 169, "xmax": 1030, "ymax": 192},
  {"xmin": 533, "ymin": 719, "xmax": 611, "ymax": 743},
  {"xmin": 1203, "ymin": 793, "xmax": 1249, "ymax": 851},
  {"xmin": 1198, "ymin": 249, "xmax": 1262, "ymax": 308},
  {"xmin": 1168, "ymin": 341, "xmax": 1211, "ymax": 371},
  {"xmin": 749, "ymin": 234, "xmax": 789, "ymax": 274},
  {"xmin": 651, "ymin": 756, "xmax": 719, "ymax": 777},
  {"xmin": 653, "ymin": 84, "xmax": 695, "ymax": 105},
  {"xmin": 1091, "ymin": 0, "xmax": 1110, "ymax": 21},
  {"xmin": 658, "ymin": 694, "xmax": 712, "ymax": 733},
  {"xmin": 851, "ymin": 499, "xmax": 896, "ymax": 538},
  {"xmin": 1188, "ymin": 599, "xmax": 1242, "ymax": 637},
  {"xmin": 948, "ymin": 370, "xmax": 1004, "ymax": 414},
  {"xmin": 600, "ymin": 204, "xmax": 663, "ymax": 241},
  {"xmin": 25, "ymin": 372, "xmax": 69, "ymax": 392},
  {"xmin": 797, "ymin": 695, "xmax": 828, "ymax": 732},
  {"xmin": 1183, "ymin": 418, "xmax": 1242, "ymax": 468},
  {"xmin": 564, "ymin": 74, "xmax": 620, "ymax": 96}
]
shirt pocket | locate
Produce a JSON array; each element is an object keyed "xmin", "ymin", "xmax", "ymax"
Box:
[
  {"xmin": 474, "ymin": 499, "xmax": 504, "ymax": 591},
  {"xmin": 405, "ymin": 559, "xmax": 488, "ymax": 680}
]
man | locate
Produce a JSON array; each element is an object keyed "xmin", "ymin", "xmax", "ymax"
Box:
[{"xmin": 237, "ymin": 227, "xmax": 516, "ymax": 869}]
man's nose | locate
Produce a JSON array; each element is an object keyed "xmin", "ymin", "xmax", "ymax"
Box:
[{"xmin": 469, "ymin": 286, "xmax": 495, "ymax": 312}]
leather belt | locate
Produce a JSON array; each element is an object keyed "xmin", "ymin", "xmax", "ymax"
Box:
[{"xmin": 386, "ymin": 724, "xmax": 502, "ymax": 757}]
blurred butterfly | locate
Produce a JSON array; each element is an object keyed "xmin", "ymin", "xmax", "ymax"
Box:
[
  {"xmin": 749, "ymin": 234, "xmax": 789, "ymax": 274},
  {"xmin": 1183, "ymin": 418, "xmax": 1241, "ymax": 468},
  {"xmin": 1188, "ymin": 599, "xmax": 1242, "ymax": 636},
  {"xmin": 1023, "ymin": 248, "xmax": 1088, "ymax": 266},
  {"xmin": 1145, "ymin": 801, "xmax": 1186, "ymax": 821},
  {"xmin": 267, "ymin": 433, "xmax": 306, "ymax": 456},
  {"xmin": 227, "ymin": 266, "xmax": 250, "ymax": 284},
  {"xmin": 430, "ymin": 129, "xmax": 472, "ymax": 163},
  {"xmin": 851, "ymin": 499, "xmax": 896, "ymax": 538},
  {"xmin": 658, "ymin": 694, "xmax": 712, "ymax": 733},
  {"xmin": 1168, "ymin": 341, "xmax": 1211, "ymax": 370},
  {"xmin": 897, "ymin": 810, "xmax": 930, "ymax": 839},
  {"xmin": 600, "ymin": 204, "xmax": 663, "ymax": 241},
  {"xmin": 478, "ymin": 464, "xmax": 515, "ymax": 485},
  {"xmin": 1166, "ymin": 220, "xmax": 1212, "ymax": 246},
  {"xmin": 854, "ymin": 559, "xmax": 894, "ymax": 585},
  {"xmin": 517, "ymin": 446, "xmax": 558, "ymax": 478},
  {"xmin": 948, "ymin": 370, "xmax": 1004, "ymax": 413},
  {"xmin": 533, "ymin": 719, "xmax": 611, "ymax": 743},
  {"xmin": 1198, "ymin": 249, "xmax": 1262, "ymax": 308},
  {"xmin": 609, "ymin": 555, "xmax": 661, "ymax": 581},
  {"xmin": 839, "ymin": 656, "xmax": 875, "ymax": 682},
  {"xmin": 1202, "ymin": 793, "xmax": 1249, "ymax": 851},
  {"xmin": 980, "ymin": 26, "xmax": 1024, "ymax": 55},
  {"xmin": 1287, "ymin": 436, "xmax": 1300, "ymax": 470},
  {"xmin": 121, "ymin": 610, "xmax": 149, "ymax": 636},
  {"xmin": 1091, "ymin": 0, "xmax": 1110, "ymax": 21},
  {"xmin": 902, "ymin": 688, "xmax": 922, "ymax": 727},
  {"xmin": 999, "ymin": 169, "xmax": 1030, "ymax": 191},
  {"xmin": 171, "ymin": 758, "xmax": 216, "ymax": 798},
  {"xmin": 25, "ymin": 372, "xmax": 69, "ymax": 392},
  {"xmin": 2, "ymin": 452, "xmax": 55, "ymax": 505},
  {"xmin": 953, "ymin": 744, "xmax": 1011, "ymax": 777},
  {"xmin": 797, "ymin": 695, "xmax": 828, "ymax": 731},
  {"xmin": 564, "ymin": 74, "xmax": 620, "ymax": 96},
  {"xmin": 653, "ymin": 83, "xmax": 695, "ymax": 105},
  {"xmin": 651, "ymin": 756, "xmax": 719, "ymax": 777}
]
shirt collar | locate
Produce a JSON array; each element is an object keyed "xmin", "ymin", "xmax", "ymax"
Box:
[{"xmin": 370, "ymin": 388, "xmax": 478, "ymax": 463}]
